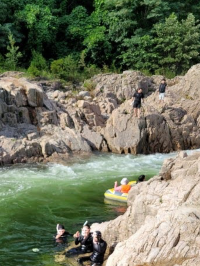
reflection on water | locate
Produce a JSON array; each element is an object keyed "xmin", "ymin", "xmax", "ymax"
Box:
[{"xmin": 0, "ymin": 150, "xmax": 199, "ymax": 266}]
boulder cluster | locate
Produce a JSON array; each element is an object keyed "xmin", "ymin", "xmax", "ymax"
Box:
[{"xmin": 0, "ymin": 64, "xmax": 200, "ymax": 164}]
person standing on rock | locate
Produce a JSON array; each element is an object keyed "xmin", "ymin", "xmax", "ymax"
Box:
[
  {"xmin": 132, "ymin": 88, "xmax": 144, "ymax": 118},
  {"xmin": 158, "ymin": 78, "xmax": 167, "ymax": 103}
]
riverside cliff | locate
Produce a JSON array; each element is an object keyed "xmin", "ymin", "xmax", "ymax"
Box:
[
  {"xmin": 0, "ymin": 64, "xmax": 200, "ymax": 164},
  {"xmin": 91, "ymin": 150, "xmax": 200, "ymax": 266}
]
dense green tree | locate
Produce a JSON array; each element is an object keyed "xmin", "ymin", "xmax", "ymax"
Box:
[
  {"xmin": 17, "ymin": 4, "xmax": 58, "ymax": 55},
  {"xmin": 154, "ymin": 13, "xmax": 200, "ymax": 74},
  {"xmin": 122, "ymin": 13, "xmax": 200, "ymax": 75},
  {"xmin": 0, "ymin": 0, "xmax": 200, "ymax": 76},
  {"xmin": 121, "ymin": 34, "xmax": 157, "ymax": 72}
]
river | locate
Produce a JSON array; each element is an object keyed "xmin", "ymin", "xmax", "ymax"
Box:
[{"xmin": 0, "ymin": 151, "xmax": 190, "ymax": 266}]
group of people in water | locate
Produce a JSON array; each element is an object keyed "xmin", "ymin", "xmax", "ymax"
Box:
[
  {"xmin": 54, "ymin": 223, "xmax": 107, "ymax": 266},
  {"xmin": 54, "ymin": 175, "xmax": 146, "ymax": 265}
]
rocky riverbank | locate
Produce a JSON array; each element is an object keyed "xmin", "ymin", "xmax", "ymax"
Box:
[
  {"xmin": 1, "ymin": 64, "xmax": 200, "ymax": 164},
  {"xmin": 90, "ymin": 150, "xmax": 200, "ymax": 266}
]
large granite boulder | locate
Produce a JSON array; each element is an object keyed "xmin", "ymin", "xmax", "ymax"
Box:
[
  {"xmin": 91, "ymin": 151, "xmax": 200, "ymax": 266},
  {"xmin": 92, "ymin": 71, "xmax": 156, "ymax": 101},
  {"xmin": 0, "ymin": 77, "xmax": 92, "ymax": 164}
]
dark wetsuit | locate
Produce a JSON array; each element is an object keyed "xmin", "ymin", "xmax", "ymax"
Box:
[
  {"xmin": 54, "ymin": 231, "xmax": 72, "ymax": 245},
  {"xmin": 133, "ymin": 92, "xmax": 144, "ymax": 108},
  {"xmin": 66, "ymin": 233, "xmax": 93, "ymax": 256},
  {"xmin": 78, "ymin": 239, "xmax": 107, "ymax": 266}
]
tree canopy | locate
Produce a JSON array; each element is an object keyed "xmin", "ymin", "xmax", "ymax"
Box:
[{"xmin": 0, "ymin": 0, "xmax": 200, "ymax": 77}]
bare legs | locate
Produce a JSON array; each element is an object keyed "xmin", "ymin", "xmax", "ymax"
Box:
[{"xmin": 134, "ymin": 108, "xmax": 140, "ymax": 118}]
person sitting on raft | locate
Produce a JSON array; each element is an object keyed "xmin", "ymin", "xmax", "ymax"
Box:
[
  {"xmin": 77, "ymin": 230, "xmax": 107, "ymax": 266},
  {"xmin": 54, "ymin": 224, "xmax": 72, "ymax": 244},
  {"xmin": 66, "ymin": 224, "xmax": 93, "ymax": 255},
  {"xmin": 136, "ymin": 175, "xmax": 146, "ymax": 184},
  {"xmin": 114, "ymin": 177, "xmax": 131, "ymax": 193}
]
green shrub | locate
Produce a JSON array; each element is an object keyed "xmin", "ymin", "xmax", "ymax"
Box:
[
  {"xmin": 50, "ymin": 58, "xmax": 64, "ymax": 74},
  {"xmin": 83, "ymin": 80, "xmax": 96, "ymax": 91},
  {"xmin": 141, "ymin": 69, "xmax": 152, "ymax": 76},
  {"xmin": 83, "ymin": 64, "xmax": 101, "ymax": 78},
  {"xmin": 28, "ymin": 51, "xmax": 47, "ymax": 77},
  {"xmin": 51, "ymin": 55, "xmax": 79, "ymax": 81},
  {"xmin": 155, "ymin": 68, "xmax": 176, "ymax": 79}
]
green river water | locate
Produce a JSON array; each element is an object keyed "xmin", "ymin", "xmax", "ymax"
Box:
[{"xmin": 1, "ymin": 151, "xmax": 194, "ymax": 266}]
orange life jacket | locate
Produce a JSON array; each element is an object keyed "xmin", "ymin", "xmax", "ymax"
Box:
[{"xmin": 121, "ymin": 184, "xmax": 131, "ymax": 193}]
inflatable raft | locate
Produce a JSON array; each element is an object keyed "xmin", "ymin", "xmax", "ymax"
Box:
[{"xmin": 104, "ymin": 181, "xmax": 136, "ymax": 202}]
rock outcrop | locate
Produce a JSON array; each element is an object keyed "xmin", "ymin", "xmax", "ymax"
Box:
[
  {"xmin": 90, "ymin": 151, "xmax": 200, "ymax": 266},
  {"xmin": 0, "ymin": 77, "xmax": 91, "ymax": 164},
  {"xmin": 98, "ymin": 66, "xmax": 200, "ymax": 154},
  {"xmin": 1, "ymin": 65, "xmax": 200, "ymax": 163}
]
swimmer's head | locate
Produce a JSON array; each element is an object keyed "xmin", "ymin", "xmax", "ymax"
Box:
[
  {"xmin": 93, "ymin": 231, "xmax": 102, "ymax": 242},
  {"xmin": 138, "ymin": 175, "xmax": 145, "ymax": 182},
  {"xmin": 81, "ymin": 224, "xmax": 90, "ymax": 236},
  {"xmin": 57, "ymin": 224, "xmax": 65, "ymax": 235}
]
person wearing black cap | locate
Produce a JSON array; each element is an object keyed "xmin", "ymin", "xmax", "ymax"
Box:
[
  {"xmin": 77, "ymin": 231, "xmax": 107, "ymax": 266},
  {"xmin": 54, "ymin": 224, "xmax": 72, "ymax": 244}
]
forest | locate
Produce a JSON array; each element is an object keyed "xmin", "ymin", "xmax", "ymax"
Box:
[{"xmin": 0, "ymin": 0, "xmax": 200, "ymax": 80}]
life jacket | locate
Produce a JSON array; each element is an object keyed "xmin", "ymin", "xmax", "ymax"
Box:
[{"xmin": 121, "ymin": 185, "xmax": 131, "ymax": 193}]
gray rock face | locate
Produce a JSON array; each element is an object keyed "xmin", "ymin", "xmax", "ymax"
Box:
[
  {"xmin": 1, "ymin": 64, "xmax": 200, "ymax": 163},
  {"xmin": 92, "ymin": 71, "xmax": 155, "ymax": 101},
  {"xmin": 0, "ymin": 77, "xmax": 91, "ymax": 164},
  {"xmin": 103, "ymin": 105, "xmax": 147, "ymax": 154},
  {"xmin": 90, "ymin": 151, "xmax": 200, "ymax": 266},
  {"xmin": 101, "ymin": 64, "xmax": 200, "ymax": 154}
]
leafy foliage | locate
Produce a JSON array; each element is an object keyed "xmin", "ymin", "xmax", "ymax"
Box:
[
  {"xmin": 0, "ymin": 0, "xmax": 199, "ymax": 78},
  {"xmin": 51, "ymin": 55, "xmax": 79, "ymax": 81},
  {"xmin": 28, "ymin": 50, "xmax": 47, "ymax": 76},
  {"xmin": 5, "ymin": 32, "xmax": 22, "ymax": 70}
]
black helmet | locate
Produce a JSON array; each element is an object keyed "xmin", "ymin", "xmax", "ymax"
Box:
[{"xmin": 93, "ymin": 231, "xmax": 101, "ymax": 238}]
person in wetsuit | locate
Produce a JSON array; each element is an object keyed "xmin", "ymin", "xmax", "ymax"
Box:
[
  {"xmin": 54, "ymin": 224, "xmax": 72, "ymax": 245},
  {"xmin": 132, "ymin": 88, "xmax": 144, "ymax": 118},
  {"xmin": 77, "ymin": 231, "xmax": 107, "ymax": 266},
  {"xmin": 66, "ymin": 224, "xmax": 93, "ymax": 256}
]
